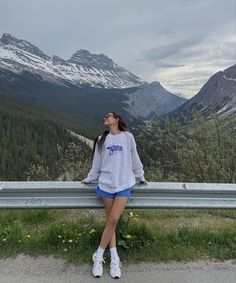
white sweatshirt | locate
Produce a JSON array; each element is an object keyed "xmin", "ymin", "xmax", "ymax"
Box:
[{"xmin": 84, "ymin": 130, "xmax": 146, "ymax": 193}]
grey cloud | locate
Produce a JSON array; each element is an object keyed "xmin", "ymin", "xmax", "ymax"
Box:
[
  {"xmin": 140, "ymin": 34, "xmax": 206, "ymax": 63},
  {"xmin": 168, "ymin": 79, "xmax": 210, "ymax": 88},
  {"xmin": 154, "ymin": 62, "xmax": 186, "ymax": 68},
  {"xmin": 0, "ymin": 0, "xmax": 235, "ymax": 96}
]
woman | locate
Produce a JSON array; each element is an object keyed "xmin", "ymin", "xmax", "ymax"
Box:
[{"xmin": 81, "ymin": 111, "xmax": 147, "ymax": 279}]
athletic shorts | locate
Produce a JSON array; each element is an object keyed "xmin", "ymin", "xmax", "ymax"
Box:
[{"xmin": 95, "ymin": 185, "xmax": 132, "ymax": 199}]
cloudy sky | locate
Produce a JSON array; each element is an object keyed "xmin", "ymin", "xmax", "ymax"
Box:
[{"xmin": 0, "ymin": 0, "xmax": 235, "ymax": 98}]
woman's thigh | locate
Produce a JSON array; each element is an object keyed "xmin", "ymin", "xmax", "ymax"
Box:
[
  {"xmin": 109, "ymin": 196, "xmax": 129, "ymax": 221},
  {"xmin": 102, "ymin": 197, "xmax": 114, "ymax": 220}
]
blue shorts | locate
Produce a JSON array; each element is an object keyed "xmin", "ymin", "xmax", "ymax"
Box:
[{"xmin": 95, "ymin": 185, "xmax": 132, "ymax": 199}]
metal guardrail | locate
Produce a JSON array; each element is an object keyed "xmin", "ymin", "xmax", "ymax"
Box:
[{"xmin": 0, "ymin": 181, "xmax": 235, "ymax": 209}]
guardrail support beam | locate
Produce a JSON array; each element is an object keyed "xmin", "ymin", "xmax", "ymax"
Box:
[{"xmin": 0, "ymin": 181, "xmax": 235, "ymax": 209}]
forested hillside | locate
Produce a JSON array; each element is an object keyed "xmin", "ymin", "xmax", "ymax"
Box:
[
  {"xmin": 0, "ymin": 94, "xmax": 92, "ymax": 180},
  {"xmin": 1, "ymin": 93, "xmax": 235, "ymax": 184},
  {"xmin": 135, "ymin": 110, "xmax": 236, "ymax": 183}
]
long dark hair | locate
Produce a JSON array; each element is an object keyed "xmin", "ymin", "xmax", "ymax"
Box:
[{"xmin": 91, "ymin": 111, "xmax": 130, "ymax": 159}]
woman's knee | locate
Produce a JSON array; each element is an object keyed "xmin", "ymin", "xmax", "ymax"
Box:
[{"xmin": 107, "ymin": 214, "xmax": 120, "ymax": 226}]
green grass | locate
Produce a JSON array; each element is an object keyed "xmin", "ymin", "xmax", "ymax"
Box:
[{"xmin": 0, "ymin": 208, "xmax": 235, "ymax": 264}]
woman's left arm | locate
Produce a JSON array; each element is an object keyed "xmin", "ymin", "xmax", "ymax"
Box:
[{"xmin": 129, "ymin": 133, "xmax": 147, "ymax": 183}]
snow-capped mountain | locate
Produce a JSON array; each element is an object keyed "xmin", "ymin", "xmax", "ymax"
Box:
[
  {"xmin": 163, "ymin": 64, "xmax": 236, "ymax": 119},
  {"xmin": 0, "ymin": 33, "xmax": 145, "ymax": 89},
  {"xmin": 181, "ymin": 64, "xmax": 236, "ymax": 116},
  {"xmin": 0, "ymin": 32, "xmax": 188, "ymax": 130}
]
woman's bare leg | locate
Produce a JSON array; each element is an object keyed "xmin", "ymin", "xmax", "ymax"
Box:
[
  {"xmin": 102, "ymin": 197, "xmax": 116, "ymax": 248},
  {"xmin": 99, "ymin": 196, "xmax": 128, "ymax": 249}
]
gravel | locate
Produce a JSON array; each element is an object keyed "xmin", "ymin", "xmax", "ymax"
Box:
[{"xmin": 0, "ymin": 254, "xmax": 235, "ymax": 283}]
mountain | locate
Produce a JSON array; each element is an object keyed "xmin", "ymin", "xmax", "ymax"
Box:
[
  {"xmin": 122, "ymin": 81, "xmax": 186, "ymax": 119},
  {"xmin": 0, "ymin": 33, "xmax": 145, "ymax": 89},
  {"xmin": 0, "ymin": 33, "xmax": 187, "ymax": 131},
  {"xmin": 162, "ymin": 64, "xmax": 236, "ymax": 120}
]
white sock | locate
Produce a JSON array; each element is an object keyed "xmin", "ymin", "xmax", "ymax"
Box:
[
  {"xmin": 96, "ymin": 246, "xmax": 105, "ymax": 258},
  {"xmin": 110, "ymin": 246, "xmax": 119, "ymax": 258}
]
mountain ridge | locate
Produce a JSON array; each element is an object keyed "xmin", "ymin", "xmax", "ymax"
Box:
[
  {"xmin": 0, "ymin": 32, "xmax": 146, "ymax": 89},
  {"xmin": 161, "ymin": 64, "xmax": 236, "ymax": 120},
  {"xmin": 0, "ymin": 32, "xmax": 187, "ymax": 124}
]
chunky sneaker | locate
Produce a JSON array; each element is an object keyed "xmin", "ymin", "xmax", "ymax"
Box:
[
  {"xmin": 92, "ymin": 251, "xmax": 105, "ymax": 278},
  {"xmin": 110, "ymin": 255, "xmax": 122, "ymax": 279}
]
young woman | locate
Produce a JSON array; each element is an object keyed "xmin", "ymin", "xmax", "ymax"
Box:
[{"xmin": 81, "ymin": 111, "xmax": 147, "ymax": 279}]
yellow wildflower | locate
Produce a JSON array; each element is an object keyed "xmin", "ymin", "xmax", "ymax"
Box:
[
  {"xmin": 64, "ymin": 248, "xmax": 68, "ymax": 252},
  {"xmin": 58, "ymin": 235, "xmax": 62, "ymax": 238},
  {"xmin": 68, "ymin": 239, "xmax": 73, "ymax": 243},
  {"xmin": 133, "ymin": 217, "xmax": 140, "ymax": 221},
  {"xmin": 126, "ymin": 234, "xmax": 132, "ymax": 239},
  {"xmin": 26, "ymin": 234, "xmax": 31, "ymax": 238},
  {"xmin": 89, "ymin": 229, "xmax": 96, "ymax": 234}
]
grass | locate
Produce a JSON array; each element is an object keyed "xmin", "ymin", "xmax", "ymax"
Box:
[{"xmin": 0, "ymin": 208, "xmax": 235, "ymax": 264}]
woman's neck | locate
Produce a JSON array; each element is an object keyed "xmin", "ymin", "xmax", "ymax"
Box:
[{"xmin": 109, "ymin": 127, "xmax": 121, "ymax": 135}]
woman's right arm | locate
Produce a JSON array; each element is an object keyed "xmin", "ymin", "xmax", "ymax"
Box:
[{"xmin": 82, "ymin": 141, "xmax": 102, "ymax": 183}]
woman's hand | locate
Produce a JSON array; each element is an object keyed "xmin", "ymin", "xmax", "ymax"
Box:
[
  {"xmin": 81, "ymin": 179, "xmax": 91, "ymax": 184},
  {"xmin": 139, "ymin": 180, "xmax": 148, "ymax": 185}
]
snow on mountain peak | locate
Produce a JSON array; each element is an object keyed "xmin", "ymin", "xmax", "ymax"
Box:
[
  {"xmin": 1, "ymin": 33, "xmax": 50, "ymax": 60},
  {"xmin": 0, "ymin": 33, "xmax": 146, "ymax": 89},
  {"xmin": 150, "ymin": 81, "xmax": 162, "ymax": 87},
  {"xmin": 68, "ymin": 49, "xmax": 116, "ymax": 69}
]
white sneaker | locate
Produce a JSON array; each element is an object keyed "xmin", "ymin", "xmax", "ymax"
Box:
[
  {"xmin": 92, "ymin": 251, "xmax": 105, "ymax": 278},
  {"xmin": 110, "ymin": 255, "xmax": 122, "ymax": 279}
]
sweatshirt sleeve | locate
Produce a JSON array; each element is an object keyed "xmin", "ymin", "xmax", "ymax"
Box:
[
  {"xmin": 130, "ymin": 133, "xmax": 146, "ymax": 181},
  {"xmin": 84, "ymin": 141, "xmax": 102, "ymax": 183}
]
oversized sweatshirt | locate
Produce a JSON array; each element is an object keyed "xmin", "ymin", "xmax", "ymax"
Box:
[{"xmin": 84, "ymin": 130, "xmax": 146, "ymax": 193}]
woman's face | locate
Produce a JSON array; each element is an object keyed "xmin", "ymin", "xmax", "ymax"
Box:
[{"xmin": 103, "ymin": 112, "xmax": 119, "ymax": 127}]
